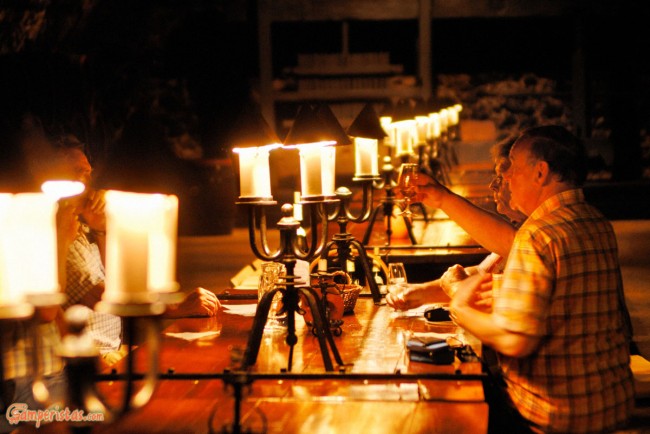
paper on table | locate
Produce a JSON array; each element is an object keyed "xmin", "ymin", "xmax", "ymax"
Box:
[
  {"xmin": 390, "ymin": 303, "xmax": 437, "ymax": 318},
  {"xmin": 165, "ymin": 330, "xmax": 221, "ymax": 341},
  {"xmin": 221, "ymin": 303, "xmax": 258, "ymax": 317}
]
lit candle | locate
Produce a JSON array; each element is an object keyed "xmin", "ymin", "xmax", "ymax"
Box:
[
  {"xmin": 318, "ymin": 258, "xmax": 328, "ymax": 272},
  {"xmin": 428, "ymin": 112, "xmax": 441, "ymax": 139},
  {"xmin": 147, "ymin": 194, "xmax": 179, "ymax": 293},
  {"xmin": 41, "ymin": 180, "xmax": 85, "ymax": 199},
  {"xmin": 415, "ymin": 115, "xmax": 430, "ymax": 145},
  {"xmin": 299, "ymin": 144, "xmax": 323, "ymax": 198},
  {"xmin": 393, "ymin": 120, "xmax": 416, "ymax": 157},
  {"xmin": 321, "ymin": 145, "xmax": 336, "ymax": 197},
  {"xmin": 0, "ymin": 193, "xmax": 58, "ymax": 309},
  {"xmin": 104, "ymin": 191, "xmax": 179, "ymax": 304},
  {"xmin": 448, "ymin": 106, "xmax": 459, "ymax": 126},
  {"xmin": 234, "ymin": 145, "xmax": 277, "ymax": 200},
  {"xmin": 354, "ymin": 137, "xmax": 379, "ymax": 177},
  {"xmin": 439, "ymin": 109, "xmax": 449, "ymax": 134},
  {"xmin": 380, "ymin": 116, "xmax": 394, "ymax": 147}
]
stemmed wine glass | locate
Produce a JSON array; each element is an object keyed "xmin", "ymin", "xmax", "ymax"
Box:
[{"xmin": 397, "ymin": 163, "xmax": 419, "ymax": 217}]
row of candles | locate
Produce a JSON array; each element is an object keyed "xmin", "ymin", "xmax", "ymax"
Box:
[
  {"xmin": 0, "ymin": 188, "xmax": 179, "ymax": 320},
  {"xmin": 233, "ymin": 101, "xmax": 462, "ymax": 202},
  {"xmin": 0, "ymin": 99, "xmax": 462, "ymax": 318}
]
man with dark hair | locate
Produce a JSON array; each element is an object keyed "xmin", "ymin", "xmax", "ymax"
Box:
[
  {"xmin": 49, "ymin": 134, "xmax": 221, "ymax": 364},
  {"xmin": 448, "ymin": 125, "xmax": 634, "ymax": 432}
]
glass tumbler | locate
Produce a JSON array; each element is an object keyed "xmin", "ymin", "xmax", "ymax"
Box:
[{"xmin": 258, "ymin": 262, "xmax": 287, "ymax": 332}]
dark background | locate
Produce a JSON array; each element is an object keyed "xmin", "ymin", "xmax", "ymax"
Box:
[{"xmin": 1, "ymin": 0, "xmax": 649, "ymax": 232}]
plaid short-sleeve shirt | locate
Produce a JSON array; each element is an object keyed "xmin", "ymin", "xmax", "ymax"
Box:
[
  {"xmin": 494, "ymin": 189, "xmax": 634, "ymax": 433},
  {"xmin": 64, "ymin": 228, "xmax": 121, "ymax": 354}
]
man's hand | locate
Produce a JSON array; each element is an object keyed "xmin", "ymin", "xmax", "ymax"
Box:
[
  {"xmin": 386, "ymin": 283, "xmax": 429, "ymax": 311},
  {"xmin": 440, "ymin": 264, "xmax": 470, "ymax": 297},
  {"xmin": 80, "ymin": 189, "xmax": 106, "ymax": 232},
  {"xmin": 413, "ymin": 173, "xmax": 449, "ymax": 209},
  {"xmin": 164, "ymin": 287, "xmax": 221, "ymax": 318},
  {"xmin": 449, "ymin": 273, "xmax": 493, "ymax": 318}
]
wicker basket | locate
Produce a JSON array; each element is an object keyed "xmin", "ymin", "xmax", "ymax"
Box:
[
  {"xmin": 331, "ymin": 271, "xmax": 362, "ymax": 314},
  {"xmin": 339, "ymin": 284, "xmax": 362, "ymax": 314}
]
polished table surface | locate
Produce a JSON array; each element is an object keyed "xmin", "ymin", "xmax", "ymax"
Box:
[{"xmin": 19, "ymin": 298, "xmax": 488, "ymax": 433}]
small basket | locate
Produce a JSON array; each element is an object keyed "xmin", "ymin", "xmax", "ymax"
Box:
[
  {"xmin": 331, "ymin": 271, "xmax": 362, "ymax": 314},
  {"xmin": 340, "ymin": 284, "xmax": 362, "ymax": 314}
]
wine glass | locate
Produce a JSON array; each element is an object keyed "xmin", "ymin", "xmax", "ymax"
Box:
[
  {"xmin": 258, "ymin": 262, "xmax": 287, "ymax": 333},
  {"xmin": 397, "ymin": 163, "xmax": 419, "ymax": 217}
]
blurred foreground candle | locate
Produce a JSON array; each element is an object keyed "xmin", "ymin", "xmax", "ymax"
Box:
[
  {"xmin": 233, "ymin": 145, "xmax": 280, "ymax": 200},
  {"xmin": 0, "ymin": 193, "xmax": 58, "ymax": 316},
  {"xmin": 354, "ymin": 137, "xmax": 379, "ymax": 178},
  {"xmin": 104, "ymin": 191, "xmax": 179, "ymax": 304}
]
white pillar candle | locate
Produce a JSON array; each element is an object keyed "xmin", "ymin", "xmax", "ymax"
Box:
[
  {"xmin": 428, "ymin": 112, "xmax": 441, "ymax": 139},
  {"xmin": 41, "ymin": 180, "xmax": 85, "ymax": 199},
  {"xmin": 148, "ymin": 194, "xmax": 178, "ymax": 293},
  {"xmin": 104, "ymin": 191, "xmax": 178, "ymax": 304},
  {"xmin": 448, "ymin": 106, "xmax": 459, "ymax": 126},
  {"xmin": 299, "ymin": 144, "xmax": 323, "ymax": 198},
  {"xmin": 380, "ymin": 116, "xmax": 394, "ymax": 147},
  {"xmin": 415, "ymin": 115, "xmax": 430, "ymax": 144},
  {"xmin": 234, "ymin": 147, "xmax": 273, "ymax": 199},
  {"xmin": 354, "ymin": 137, "xmax": 379, "ymax": 177},
  {"xmin": 394, "ymin": 120, "xmax": 416, "ymax": 157},
  {"xmin": 439, "ymin": 109, "xmax": 449, "ymax": 133},
  {"xmin": 0, "ymin": 193, "xmax": 58, "ymax": 308},
  {"xmin": 320, "ymin": 145, "xmax": 336, "ymax": 197}
]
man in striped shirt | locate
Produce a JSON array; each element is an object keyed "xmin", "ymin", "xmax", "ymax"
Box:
[{"xmin": 449, "ymin": 126, "xmax": 634, "ymax": 432}]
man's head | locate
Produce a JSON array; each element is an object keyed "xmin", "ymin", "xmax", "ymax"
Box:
[
  {"xmin": 504, "ymin": 126, "xmax": 586, "ymax": 215},
  {"xmin": 489, "ymin": 136, "xmax": 527, "ymax": 223},
  {"xmin": 49, "ymin": 134, "xmax": 93, "ymax": 185}
]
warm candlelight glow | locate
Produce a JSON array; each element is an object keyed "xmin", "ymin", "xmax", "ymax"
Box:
[
  {"xmin": 380, "ymin": 116, "xmax": 394, "ymax": 147},
  {"xmin": 439, "ymin": 109, "xmax": 449, "ymax": 133},
  {"xmin": 448, "ymin": 106, "xmax": 460, "ymax": 126},
  {"xmin": 428, "ymin": 112, "xmax": 441, "ymax": 139},
  {"xmin": 393, "ymin": 120, "xmax": 416, "ymax": 157},
  {"xmin": 415, "ymin": 115, "xmax": 430, "ymax": 145},
  {"xmin": 41, "ymin": 180, "xmax": 86, "ymax": 199},
  {"xmin": 233, "ymin": 144, "xmax": 281, "ymax": 200},
  {"xmin": 148, "ymin": 194, "xmax": 179, "ymax": 293},
  {"xmin": 0, "ymin": 193, "xmax": 58, "ymax": 311},
  {"xmin": 354, "ymin": 137, "xmax": 379, "ymax": 177},
  {"xmin": 104, "ymin": 191, "xmax": 179, "ymax": 304},
  {"xmin": 296, "ymin": 143, "xmax": 337, "ymax": 198}
]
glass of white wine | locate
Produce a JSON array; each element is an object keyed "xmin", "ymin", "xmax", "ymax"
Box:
[{"xmin": 397, "ymin": 163, "xmax": 419, "ymax": 217}]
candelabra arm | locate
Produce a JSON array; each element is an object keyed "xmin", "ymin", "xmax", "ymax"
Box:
[
  {"xmin": 294, "ymin": 202, "xmax": 328, "ymax": 260},
  {"xmin": 122, "ymin": 316, "xmax": 160, "ymax": 412},
  {"xmin": 246, "ymin": 203, "xmax": 283, "ymax": 262}
]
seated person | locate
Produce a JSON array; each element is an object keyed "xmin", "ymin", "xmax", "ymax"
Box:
[
  {"xmin": 387, "ymin": 136, "xmax": 525, "ymax": 311},
  {"xmin": 48, "ymin": 134, "xmax": 221, "ymax": 364}
]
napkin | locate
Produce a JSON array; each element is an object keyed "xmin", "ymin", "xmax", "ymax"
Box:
[
  {"xmin": 165, "ymin": 330, "xmax": 221, "ymax": 341},
  {"xmin": 221, "ymin": 304, "xmax": 258, "ymax": 317}
]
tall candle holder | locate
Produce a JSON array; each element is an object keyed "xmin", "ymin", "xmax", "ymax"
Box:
[
  {"xmin": 320, "ymin": 181, "xmax": 383, "ymax": 304},
  {"xmin": 238, "ymin": 200, "xmax": 345, "ymax": 372}
]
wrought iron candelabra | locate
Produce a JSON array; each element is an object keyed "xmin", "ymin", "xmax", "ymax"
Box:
[
  {"xmin": 238, "ymin": 199, "xmax": 345, "ymax": 372},
  {"xmin": 321, "ymin": 181, "xmax": 383, "ymax": 304}
]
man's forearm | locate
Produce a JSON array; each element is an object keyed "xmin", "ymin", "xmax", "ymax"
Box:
[{"xmin": 440, "ymin": 190, "xmax": 516, "ymax": 257}]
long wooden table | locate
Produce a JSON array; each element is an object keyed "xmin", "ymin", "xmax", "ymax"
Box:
[{"xmin": 18, "ymin": 298, "xmax": 488, "ymax": 433}]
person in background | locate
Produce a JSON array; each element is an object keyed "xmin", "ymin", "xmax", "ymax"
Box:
[
  {"xmin": 48, "ymin": 134, "xmax": 221, "ymax": 365},
  {"xmin": 1, "ymin": 116, "xmax": 66, "ymax": 433},
  {"xmin": 447, "ymin": 126, "xmax": 634, "ymax": 432},
  {"xmin": 386, "ymin": 136, "xmax": 526, "ymax": 310}
]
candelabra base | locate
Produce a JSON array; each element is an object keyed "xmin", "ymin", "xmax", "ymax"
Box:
[{"xmin": 241, "ymin": 281, "xmax": 345, "ymax": 372}]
